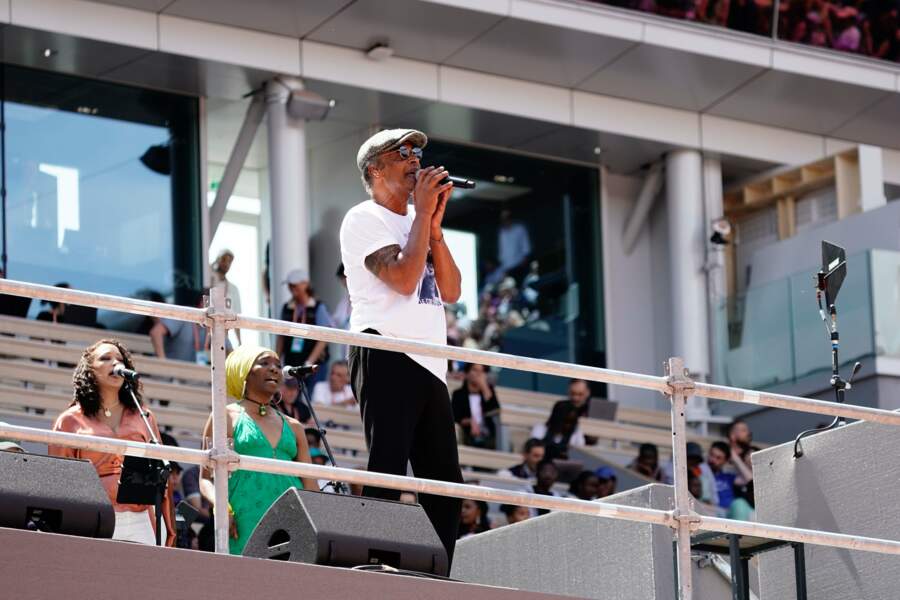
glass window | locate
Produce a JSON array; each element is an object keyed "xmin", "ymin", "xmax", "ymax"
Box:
[
  {"xmin": 1, "ymin": 65, "xmax": 201, "ymax": 329},
  {"xmin": 429, "ymin": 141, "xmax": 604, "ymax": 394}
]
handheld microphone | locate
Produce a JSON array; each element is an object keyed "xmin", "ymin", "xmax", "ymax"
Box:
[
  {"xmin": 113, "ymin": 363, "xmax": 141, "ymax": 382},
  {"xmin": 282, "ymin": 364, "xmax": 319, "ymax": 380},
  {"xmin": 441, "ymin": 174, "xmax": 476, "ymax": 189},
  {"xmin": 417, "ymin": 169, "xmax": 476, "ymax": 189}
]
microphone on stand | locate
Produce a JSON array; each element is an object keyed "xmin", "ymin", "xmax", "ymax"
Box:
[
  {"xmin": 282, "ymin": 364, "xmax": 319, "ymax": 380},
  {"xmin": 113, "ymin": 363, "xmax": 141, "ymax": 382},
  {"xmin": 417, "ymin": 169, "xmax": 476, "ymax": 189}
]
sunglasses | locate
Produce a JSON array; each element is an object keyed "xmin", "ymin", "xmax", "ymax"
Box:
[{"xmin": 383, "ymin": 145, "xmax": 423, "ymax": 161}]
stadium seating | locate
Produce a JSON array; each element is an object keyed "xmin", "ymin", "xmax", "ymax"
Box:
[{"xmin": 0, "ymin": 315, "xmax": 722, "ymax": 480}]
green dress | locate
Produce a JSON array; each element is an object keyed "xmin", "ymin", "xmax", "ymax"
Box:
[{"xmin": 228, "ymin": 404, "xmax": 304, "ymax": 555}]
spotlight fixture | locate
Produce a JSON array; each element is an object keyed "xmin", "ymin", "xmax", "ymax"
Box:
[
  {"xmin": 286, "ymin": 89, "xmax": 335, "ymax": 121},
  {"xmin": 366, "ymin": 42, "xmax": 394, "ymax": 62},
  {"xmin": 593, "ymin": 146, "xmax": 603, "ymax": 156},
  {"xmin": 140, "ymin": 143, "xmax": 171, "ymax": 175},
  {"xmin": 42, "ymin": 48, "xmax": 57, "ymax": 58},
  {"xmin": 710, "ymin": 218, "xmax": 732, "ymax": 245}
]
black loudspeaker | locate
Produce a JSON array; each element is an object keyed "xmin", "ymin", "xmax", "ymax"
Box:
[
  {"xmin": 243, "ymin": 489, "xmax": 448, "ymax": 576},
  {"xmin": 0, "ymin": 451, "xmax": 115, "ymax": 538}
]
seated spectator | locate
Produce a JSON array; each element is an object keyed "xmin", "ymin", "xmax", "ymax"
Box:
[
  {"xmin": 180, "ymin": 463, "xmax": 213, "ymax": 551},
  {"xmin": 308, "ymin": 447, "xmax": 338, "ymax": 493},
  {"xmin": 279, "ymin": 377, "xmax": 310, "ymax": 423},
  {"xmin": 458, "ymin": 499, "xmax": 491, "ymax": 539},
  {"xmin": 569, "ymin": 470, "xmax": 601, "ymax": 501},
  {"xmin": 311, "ymin": 360, "xmax": 356, "ymax": 409},
  {"xmin": 552, "ymin": 379, "xmax": 593, "ymax": 417},
  {"xmin": 595, "ymin": 466, "xmax": 618, "ymax": 498},
  {"xmin": 529, "ymin": 460, "xmax": 562, "ymax": 516},
  {"xmin": 688, "ymin": 470, "xmax": 704, "ymax": 502},
  {"xmin": 628, "ymin": 443, "xmax": 662, "ymax": 480},
  {"xmin": 531, "ymin": 404, "xmax": 585, "ymax": 460},
  {"xmin": 35, "ymin": 282, "xmax": 71, "ymax": 324},
  {"xmin": 305, "ymin": 427, "xmax": 322, "ymax": 452},
  {"xmin": 830, "ymin": 5, "xmax": 861, "ymax": 52},
  {"xmin": 727, "ymin": 419, "xmax": 757, "ymax": 520},
  {"xmin": 499, "ymin": 438, "xmax": 545, "ymax": 479},
  {"xmin": 707, "ymin": 441, "xmax": 736, "ymax": 515},
  {"xmin": 500, "ymin": 504, "xmax": 530, "ymax": 526},
  {"xmin": 332, "ymin": 263, "xmax": 352, "ymax": 361},
  {"xmin": 662, "ymin": 442, "xmax": 718, "ymax": 506},
  {"xmin": 551, "ymin": 379, "xmax": 597, "ymax": 445},
  {"xmin": 149, "ymin": 289, "xmax": 217, "ymax": 363},
  {"xmin": 451, "ymin": 363, "xmax": 501, "ymax": 449}
]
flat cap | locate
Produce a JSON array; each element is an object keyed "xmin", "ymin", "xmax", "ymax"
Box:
[{"xmin": 356, "ymin": 128, "xmax": 427, "ymax": 172}]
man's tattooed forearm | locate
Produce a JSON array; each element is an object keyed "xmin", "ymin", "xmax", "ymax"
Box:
[{"xmin": 364, "ymin": 245, "xmax": 402, "ymax": 276}]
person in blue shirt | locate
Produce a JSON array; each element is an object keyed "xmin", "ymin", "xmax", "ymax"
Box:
[{"xmin": 708, "ymin": 441, "xmax": 737, "ymax": 514}]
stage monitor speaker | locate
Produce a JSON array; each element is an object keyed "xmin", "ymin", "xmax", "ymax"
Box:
[
  {"xmin": 0, "ymin": 451, "xmax": 115, "ymax": 538},
  {"xmin": 243, "ymin": 489, "xmax": 448, "ymax": 576}
]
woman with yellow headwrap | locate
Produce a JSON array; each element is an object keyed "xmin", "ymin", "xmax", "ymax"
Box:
[{"xmin": 199, "ymin": 345, "xmax": 317, "ymax": 554}]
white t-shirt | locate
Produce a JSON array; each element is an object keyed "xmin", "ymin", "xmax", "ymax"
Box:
[
  {"xmin": 468, "ymin": 393, "xmax": 484, "ymax": 427},
  {"xmin": 311, "ymin": 381, "xmax": 356, "ymax": 408},
  {"xmin": 529, "ymin": 423, "xmax": 586, "ymax": 448},
  {"xmin": 339, "ymin": 199, "xmax": 447, "ymax": 383}
]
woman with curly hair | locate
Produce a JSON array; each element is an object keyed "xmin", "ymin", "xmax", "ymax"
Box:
[
  {"xmin": 49, "ymin": 339, "xmax": 175, "ymax": 546},
  {"xmin": 199, "ymin": 345, "xmax": 317, "ymax": 555}
]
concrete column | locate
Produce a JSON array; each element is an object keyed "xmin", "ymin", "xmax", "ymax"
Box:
[
  {"xmin": 665, "ymin": 150, "xmax": 711, "ymax": 382},
  {"xmin": 702, "ymin": 156, "xmax": 726, "ymax": 385},
  {"xmin": 265, "ymin": 77, "xmax": 309, "ymax": 319}
]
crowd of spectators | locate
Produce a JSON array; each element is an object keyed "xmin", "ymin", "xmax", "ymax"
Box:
[
  {"xmin": 592, "ymin": 0, "xmax": 900, "ymax": 62},
  {"xmin": 4, "ymin": 243, "xmax": 764, "ymax": 547}
]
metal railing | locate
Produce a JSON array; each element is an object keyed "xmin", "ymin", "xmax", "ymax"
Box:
[{"xmin": 3, "ymin": 278, "xmax": 900, "ymax": 600}]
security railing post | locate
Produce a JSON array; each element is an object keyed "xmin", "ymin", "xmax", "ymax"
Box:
[
  {"xmin": 667, "ymin": 357, "xmax": 696, "ymax": 600},
  {"xmin": 208, "ymin": 286, "xmax": 234, "ymax": 554}
]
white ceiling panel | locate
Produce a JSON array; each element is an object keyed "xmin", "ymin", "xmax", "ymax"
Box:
[
  {"xmin": 829, "ymin": 94, "xmax": 900, "ymax": 151},
  {"xmin": 305, "ymin": 0, "xmax": 503, "ymax": 64},
  {"xmin": 303, "ymin": 80, "xmax": 432, "ymax": 128},
  {"xmin": 707, "ymin": 70, "xmax": 891, "ymax": 135},
  {"xmin": 1, "ymin": 24, "xmax": 149, "ymax": 78},
  {"xmin": 84, "ymin": 0, "xmax": 173, "ymax": 11},
  {"xmin": 579, "ymin": 44, "xmax": 765, "ymax": 112},
  {"xmin": 163, "ymin": 0, "xmax": 352, "ymax": 38},
  {"xmin": 514, "ymin": 126, "xmax": 672, "ymax": 173},
  {"xmin": 102, "ymin": 51, "xmax": 272, "ymax": 99},
  {"xmin": 397, "ymin": 103, "xmax": 561, "ymax": 150},
  {"xmin": 445, "ymin": 17, "xmax": 636, "ymax": 88}
]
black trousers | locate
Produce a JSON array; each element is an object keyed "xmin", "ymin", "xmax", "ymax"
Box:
[{"xmin": 349, "ymin": 336, "xmax": 463, "ymax": 565}]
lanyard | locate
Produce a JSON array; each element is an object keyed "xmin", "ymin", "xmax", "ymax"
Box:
[{"xmin": 292, "ymin": 303, "xmax": 309, "ymax": 324}]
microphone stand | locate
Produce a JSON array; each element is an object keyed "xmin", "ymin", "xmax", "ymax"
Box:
[
  {"xmin": 120, "ymin": 380, "xmax": 171, "ymax": 546},
  {"xmin": 296, "ymin": 372, "xmax": 347, "ymax": 495},
  {"xmin": 793, "ymin": 278, "xmax": 860, "ymax": 458}
]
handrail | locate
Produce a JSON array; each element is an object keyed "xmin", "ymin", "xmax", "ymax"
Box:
[
  {"xmin": 3, "ymin": 277, "xmax": 900, "ymax": 600},
  {"xmin": 6, "ymin": 422, "xmax": 900, "ymax": 558}
]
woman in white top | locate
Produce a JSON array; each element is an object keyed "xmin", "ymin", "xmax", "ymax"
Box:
[{"xmin": 311, "ymin": 360, "xmax": 357, "ymax": 409}]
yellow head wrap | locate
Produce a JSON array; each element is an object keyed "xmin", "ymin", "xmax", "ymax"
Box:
[{"xmin": 225, "ymin": 345, "xmax": 276, "ymax": 400}]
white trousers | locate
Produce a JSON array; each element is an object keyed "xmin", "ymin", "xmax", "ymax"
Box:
[{"xmin": 113, "ymin": 510, "xmax": 167, "ymax": 545}]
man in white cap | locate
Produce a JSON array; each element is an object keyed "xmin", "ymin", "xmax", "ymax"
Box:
[
  {"xmin": 340, "ymin": 128, "xmax": 463, "ymax": 563},
  {"xmin": 275, "ymin": 268, "xmax": 333, "ymax": 382}
]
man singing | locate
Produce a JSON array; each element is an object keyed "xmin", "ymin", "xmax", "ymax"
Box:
[{"xmin": 340, "ymin": 129, "xmax": 463, "ymax": 563}]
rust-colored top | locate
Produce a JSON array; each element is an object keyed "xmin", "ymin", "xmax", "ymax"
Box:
[{"xmin": 49, "ymin": 403, "xmax": 174, "ymax": 544}]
